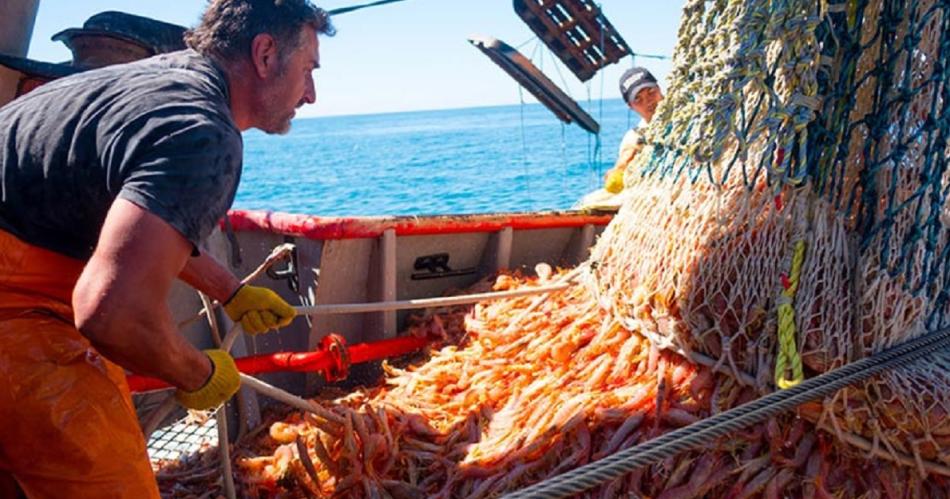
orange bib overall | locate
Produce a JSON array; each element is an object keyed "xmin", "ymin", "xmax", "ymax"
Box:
[{"xmin": 0, "ymin": 229, "xmax": 159, "ymax": 498}]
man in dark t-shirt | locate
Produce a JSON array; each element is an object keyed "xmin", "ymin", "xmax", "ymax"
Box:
[
  {"xmin": 0, "ymin": 1, "xmax": 334, "ymax": 497},
  {"xmin": 0, "ymin": 50, "xmax": 242, "ymax": 260}
]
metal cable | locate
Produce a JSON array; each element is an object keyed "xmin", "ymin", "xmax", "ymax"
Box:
[
  {"xmin": 504, "ymin": 326, "xmax": 950, "ymax": 499},
  {"xmin": 629, "ymin": 51, "xmax": 671, "ymax": 60},
  {"xmin": 328, "ymin": 0, "xmax": 407, "ymax": 16}
]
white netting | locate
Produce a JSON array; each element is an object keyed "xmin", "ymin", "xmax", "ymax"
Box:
[{"xmin": 590, "ymin": 0, "xmax": 950, "ymax": 473}]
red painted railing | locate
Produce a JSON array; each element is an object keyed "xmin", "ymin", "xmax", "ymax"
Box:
[
  {"xmin": 225, "ymin": 209, "xmax": 612, "ymax": 240},
  {"xmin": 127, "ymin": 335, "xmax": 429, "ymax": 393}
]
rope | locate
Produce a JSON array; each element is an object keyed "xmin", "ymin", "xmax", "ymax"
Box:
[
  {"xmin": 504, "ymin": 326, "xmax": 950, "ymax": 499},
  {"xmin": 515, "ymin": 36, "xmax": 536, "ymax": 51},
  {"xmin": 178, "ymin": 244, "xmax": 296, "ymax": 329},
  {"xmin": 629, "ymin": 51, "xmax": 671, "ymax": 60},
  {"xmin": 327, "ymin": 0, "xmax": 407, "ymax": 16},
  {"xmin": 199, "ymin": 292, "xmax": 236, "ymax": 499},
  {"xmin": 774, "ymin": 238, "xmax": 806, "ymax": 389},
  {"xmin": 643, "ymin": 0, "xmax": 823, "ymax": 179},
  {"xmin": 293, "ymin": 281, "xmax": 572, "ymax": 315},
  {"xmin": 517, "ymin": 85, "xmax": 531, "ymax": 207}
]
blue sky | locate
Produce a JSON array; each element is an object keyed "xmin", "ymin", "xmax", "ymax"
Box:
[{"xmin": 26, "ymin": 1, "xmax": 683, "ymax": 118}]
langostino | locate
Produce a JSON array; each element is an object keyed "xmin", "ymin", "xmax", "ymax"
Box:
[{"xmin": 156, "ymin": 269, "xmax": 949, "ymax": 498}]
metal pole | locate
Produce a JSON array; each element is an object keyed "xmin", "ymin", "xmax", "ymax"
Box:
[{"xmin": 293, "ymin": 282, "xmax": 571, "ymax": 315}]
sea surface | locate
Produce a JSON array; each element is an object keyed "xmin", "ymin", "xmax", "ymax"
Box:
[{"xmin": 236, "ymin": 98, "xmax": 638, "ymax": 216}]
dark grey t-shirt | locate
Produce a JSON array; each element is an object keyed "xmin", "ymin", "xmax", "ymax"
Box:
[{"xmin": 0, "ymin": 49, "xmax": 242, "ymax": 260}]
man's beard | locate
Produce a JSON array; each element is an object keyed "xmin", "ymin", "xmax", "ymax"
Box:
[
  {"xmin": 258, "ymin": 71, "xmax": 295, "ymax": 135},
  {"xmin": 261, "ymin": 110, "xmax": 294, "ymax": 135}
]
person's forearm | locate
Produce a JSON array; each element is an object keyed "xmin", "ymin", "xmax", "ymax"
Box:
[
  {"xmin": 75, "ymin": 199, "xmax": 222, "ymax": 391},
  {"xmin": 179, "ymin": 252, "xmax": 242, "ymax": 303},
  {"xmin": 614, "ymin": 144, "xmax": 641, "ymax": 170},
  {"xmin": 74, "ymin": 282, "xmax": 212, "ymax": 391},
  {"xmin": 91, "ymin": 306, "xmax": 211, "ymax": 391}
]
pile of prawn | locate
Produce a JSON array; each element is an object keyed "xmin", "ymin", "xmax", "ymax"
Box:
[{"xmin": 157, "ymin": 268, "xmax": 948, "ymax": 498}]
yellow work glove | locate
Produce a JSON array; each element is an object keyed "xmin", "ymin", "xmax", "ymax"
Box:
[
  {"xmin": 604, "ymin": 168, "xmax": 625, "ymax": 194},
  {"xmin": 175, "ymin": 349, "xmax": 240, "ymax": 410},
  {"xmin": 223, "ymin": 284, "xmax": 296, "ymax": 335}
]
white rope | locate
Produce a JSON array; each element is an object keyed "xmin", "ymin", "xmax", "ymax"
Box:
[{"xmin": 293, "ymin": 281, "xmax": 572, "ymax": 315}]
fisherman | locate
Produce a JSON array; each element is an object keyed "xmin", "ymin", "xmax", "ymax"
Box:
[
  {"xmin": 575, "ymin": 66, "xmax": 663, "ymax": 210},
  {"xmin": 0, "ymin": 1, "xmax": 333, "ymax": 497},
  {"xmin": 603, "ymin": 66, "xmax": 664, "ymax": 193}
]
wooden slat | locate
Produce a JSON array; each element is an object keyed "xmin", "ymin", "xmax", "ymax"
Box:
[
  {"xmin": 513, "ymin": 0, "xmax": 631, "ymax": 82},
  {"xmin": 568, "ymin": 3, "xmax": 628, "ymax": 63}
]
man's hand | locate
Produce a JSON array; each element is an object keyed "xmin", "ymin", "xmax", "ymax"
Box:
[
  {"xmin": 175, "ymin": 349, "xmax": 240, "ymax": 410},
  {"xmin": 223, "ymin": 285, "xmax": 296, "ymax": 334},
  {"xmin": 604, "ymin": 167, "xmax": 625, "ymax": 193},
  {"xmin": 607, "ymin": 129, "xmax": 644, "ymax": 194}
]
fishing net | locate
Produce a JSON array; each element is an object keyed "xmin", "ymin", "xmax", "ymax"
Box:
[{"xmin": 591, "ymin": 0, "xmax": 950, "ymax": 473}]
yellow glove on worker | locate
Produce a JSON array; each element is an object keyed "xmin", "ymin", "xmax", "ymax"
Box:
[
  {"xmin": 175, "ymin": 349, "xmax": 240, "ymax": 410},
  {"xmin": 604, "ymin": 168, "xmax": 625, "ymax": 194},
  {"xmin": 223, "ymin": 284, "xmax": 296, "ymax": 335}
]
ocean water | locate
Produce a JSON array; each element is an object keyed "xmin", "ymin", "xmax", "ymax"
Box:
[{"xmin": 236, "ymin": 98, "xmax": 638, "ymax": 216}]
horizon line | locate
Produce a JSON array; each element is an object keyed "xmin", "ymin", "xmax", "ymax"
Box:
[{"xmin": 295, "ymin": 97, "xmax": 629, "ymax": 121}]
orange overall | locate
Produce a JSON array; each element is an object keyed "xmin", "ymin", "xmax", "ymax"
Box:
[{"xmin": 0, "ymin": 229, "xmax": 160, "ymax": 498}]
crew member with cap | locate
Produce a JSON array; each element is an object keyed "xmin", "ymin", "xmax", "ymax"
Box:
[
  {"xmin": 603, "ymin": 66, "xmax": 664, "ymax": 193},
  {"xmin": 0, "ymin": 1, "xmax": 334, "ymax": 497}
]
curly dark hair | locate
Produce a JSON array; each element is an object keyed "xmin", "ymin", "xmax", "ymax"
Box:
[{"xmin": 185, "ymin": 0, "xmax": 335, "ymax": 64}]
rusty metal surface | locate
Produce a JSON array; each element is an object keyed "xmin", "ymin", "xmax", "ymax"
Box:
[{"xmin": 469, "ymin": 35, "xmax": 600, "ymax": 134}]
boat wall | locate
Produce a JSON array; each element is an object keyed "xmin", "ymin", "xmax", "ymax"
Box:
[{"xmin": 147, "ymin": 210, "xmax": 609, "ymax": 424}]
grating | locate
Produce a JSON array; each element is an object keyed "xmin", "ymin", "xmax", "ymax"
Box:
[{"xmin": 147, "ymin": 416, "xmax": 218, "ymax": 462}]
